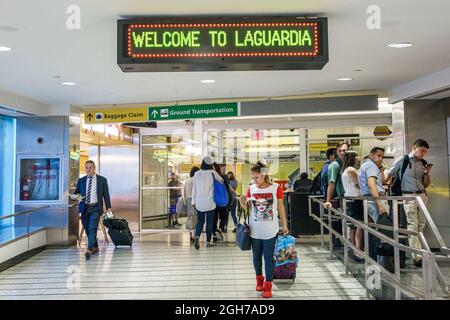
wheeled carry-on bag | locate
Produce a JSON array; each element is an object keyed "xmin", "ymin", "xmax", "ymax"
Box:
[
  {"xmin": 103, "ymin": 218, "xmax": 133, "ymax": 248},
  {"xmin": 273, "ymin": 235, "xmax": 299, "ymax": 282}
]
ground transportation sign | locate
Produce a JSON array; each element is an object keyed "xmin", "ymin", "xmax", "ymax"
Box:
[
  {"xmin": 117, "ymin": 16, "xmax": 328, "ymax": 72},
  {"xmin": 84, "ymin": 103, "xmax": 239, "ymax": 124}
]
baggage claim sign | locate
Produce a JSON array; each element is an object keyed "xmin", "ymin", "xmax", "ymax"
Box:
[{"xmin": 117, "ymin": 17, "xmax": 328, "ymax": 72}]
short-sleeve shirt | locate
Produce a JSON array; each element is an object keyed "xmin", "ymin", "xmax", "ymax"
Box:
[
  {"xmin": 359, "ymin": 159, "xmax": 384, "ymax": 196},
  {"xmin": 246, "ymin": 183, "xmax": 284, "ymax": 240},
  {"xmin": 327, "ymin": 158, "xmax": 345, "ymax": 197},
  {"xmin": 387, "ymin": 153, "xmax": 427, "ymax": 192}
]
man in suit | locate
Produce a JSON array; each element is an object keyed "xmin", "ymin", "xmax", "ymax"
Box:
[{"xmin": 75, "ymin": 160, "xmax": 112, "ymax": 260}]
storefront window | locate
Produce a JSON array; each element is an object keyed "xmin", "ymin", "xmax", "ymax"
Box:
[{"xmin": 18, "ymin": 157, "xmax": 61, "ymax": 202}]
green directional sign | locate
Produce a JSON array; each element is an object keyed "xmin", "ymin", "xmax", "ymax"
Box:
[{"xmin": 148, "ymin": 102, "xmax": 239, "ymax": 121}]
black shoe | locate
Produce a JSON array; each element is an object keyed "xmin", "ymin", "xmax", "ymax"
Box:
[
  {"xmin": 85, "ymin": 250, "xmax": 92, "ymax": 260},
  {"xmin": 413, "ymin": 259, "xmax": 422, "ymax": 268},
  {"xmin": 194, "ymin": 237, "xmax": 200, "ymax": 250},
  {"xmin": 212, "ymin": 236, "xmax": 219, "ymax": 243},
  {"xmin": 232, "ymin": 228, "xmax": 237, "ymax": 233}
]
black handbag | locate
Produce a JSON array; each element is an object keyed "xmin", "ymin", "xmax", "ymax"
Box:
[{"xmin": 236, "ymin": 204, "xmax": 251, "ymax": 251}]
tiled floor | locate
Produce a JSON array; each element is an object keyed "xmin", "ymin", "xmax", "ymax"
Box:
[{"xmin": 0, "ymin": 231, "xmax": 368, "ymax": 300}]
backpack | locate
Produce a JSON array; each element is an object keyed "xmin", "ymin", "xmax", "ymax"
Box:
[
  {"xmin": 212, "ymin": 173, "xmax": 229, "ymax": 207},
  {"xmin": 391, "ymin": 155, "xmax": 427, "ymax": 196},
  {"xmin": 308, "ymin": 172, "xmax": 322, "ymax": 195}
]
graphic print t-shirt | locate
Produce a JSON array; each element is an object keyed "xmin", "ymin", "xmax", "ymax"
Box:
[{"xmin": 246, "ymin": 183, "xmax": 284, "ymax": 240}]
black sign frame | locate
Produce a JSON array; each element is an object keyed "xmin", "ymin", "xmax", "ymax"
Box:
[{"xmin": 117, "ymin": 16, "xmax": 328, "ymax": 72}]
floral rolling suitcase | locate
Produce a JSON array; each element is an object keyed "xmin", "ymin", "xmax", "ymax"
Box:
[{"xmin": 273, "ymin": 235, "xmax": 299, "ymax": 282}]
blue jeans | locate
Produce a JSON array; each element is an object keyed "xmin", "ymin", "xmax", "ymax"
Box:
[
  {"xmin": 195, "ymin": 209, "xmax": 215, "ymax": 242},
  {"xmin": 251, "ymin": 236, "xmax": 277, "ymax": 281},
  {"xmin": 229, "ymin": 199, "xmax": 238, "ymax": 227},
  {"xmin": 81, "ymin": 204, "xmax": 100, "ymax": 249}
]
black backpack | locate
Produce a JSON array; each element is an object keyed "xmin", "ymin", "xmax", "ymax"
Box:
[
  {"xmin": 391, "ymin": 155, "xmax": 427, "ymax": 196},
  {"xmin": 309, "ymin": 171, "xmax": 322, "ymax": 195}
]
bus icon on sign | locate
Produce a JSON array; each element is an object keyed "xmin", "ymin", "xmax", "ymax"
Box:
[
  {"xmin": 95, "ymin": 113, "xmax": 103, "ymax": 121},
  {"xmin": 160, "ymin": 109, "xmax": 169, "ymax": 118}
]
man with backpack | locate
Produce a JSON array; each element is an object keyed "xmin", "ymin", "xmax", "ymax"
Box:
[
  {"xmin": 323, "ymin": 143, "xmax": 348, "ymax": 248},
  {"xmin": 386, "ymin": 139, "xmax": 433, "ymax": 268},
  {"xmin": 309, "ymin": 147, "xmax": 336, "ymax": 195}
]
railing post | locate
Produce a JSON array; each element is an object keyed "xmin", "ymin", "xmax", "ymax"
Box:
[
  {"xmin": 422, "ymin": 251, "xmax": 434, "ymax": 299},
  {"xmin": 363, "ymin": 199, "xmax": 371, "ymax": 299},
  {"xmin": 342, "ymin": 199, "xmax": 349, "ymax": 275},
  {"xmin": 320, "ymin": 203, "xmax": 324, "ymax": 248},
  {"xmin": 392, "ymin": 200, "xmax": 401, "ymax": 300},
  {"xmin": 328, "ymin": 207, "xmax": 334, "ymax": 259}
]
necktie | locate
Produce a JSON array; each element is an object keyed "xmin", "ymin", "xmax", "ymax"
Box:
[{"xmin": 86, "ymin": 176, "xmax": 92, "ymax": 204}]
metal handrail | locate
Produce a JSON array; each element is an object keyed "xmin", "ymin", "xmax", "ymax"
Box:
[
  {"xmin": 308, "ymin": 195, "xmax": 448, "ymax": 299},
  {"xmin": 344, "ymin": 195, "xmax": 450, "ymax": 256},
  {"xmin": 0, "ymin": 205, "xmax": 50, "ymax": 221}
]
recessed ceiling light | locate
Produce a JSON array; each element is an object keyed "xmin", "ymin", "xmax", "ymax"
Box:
[
  {"xmin": 337, "ymin": 77, "xmax": 353, "ymax": 81},
  {"xmin": 200, "ymin": 79, "xmax": 215, "ymax": 84},
  {"xmin": 61, "ymin": 81, "xmax": 77, "ymax": 86},
  {"xmin": 388, "ymin": 42, "xmax": 413, "ymax": 49},
  {"xmin": 0, "ymin": 46, "xmax": 11, "ymax": 52}
]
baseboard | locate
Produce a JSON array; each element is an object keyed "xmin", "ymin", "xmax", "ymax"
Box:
[{"xmin": 0, "ymin": 246, "xmax": 46, "ymax": 273}]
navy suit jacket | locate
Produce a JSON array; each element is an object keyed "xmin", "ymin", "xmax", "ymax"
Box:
[{"xmin": 75, "ymin": 175, "xmax": 111, "ymax": 214}]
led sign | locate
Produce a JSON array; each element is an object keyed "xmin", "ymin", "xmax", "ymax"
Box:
[{"xmin": 117, "ymin": 17, "xmax": 328, "ymax": 72}]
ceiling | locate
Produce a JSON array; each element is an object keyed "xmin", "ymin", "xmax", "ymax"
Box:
[{"xmin": 0, "ymin": 0, "xmax": 450, "ymax": 108}]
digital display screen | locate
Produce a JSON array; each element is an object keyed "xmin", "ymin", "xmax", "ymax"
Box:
[{"xmin": 117, "ymin": 17, "xmax": 328, "ymax": 72}]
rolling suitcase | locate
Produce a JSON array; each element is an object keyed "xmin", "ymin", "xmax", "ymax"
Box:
[
  {"xmin": 273, "ymin": 235, "xmax": 299, "ymax": 282},
  {"xmin": 103, "ymin": 218, "xmax": 133, "ymax": 248}
]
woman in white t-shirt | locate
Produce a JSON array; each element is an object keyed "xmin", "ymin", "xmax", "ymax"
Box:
[
  {"xmin": 183, "ymin": 166, "xmax": 200, "ymax": 244},
  {"xmin": 341, "ymin": 151, "xmax": 364, "ymax": 257},
  {"xmin": 241, "ymin": 161, "xmax": 289, "ymax": 299}
]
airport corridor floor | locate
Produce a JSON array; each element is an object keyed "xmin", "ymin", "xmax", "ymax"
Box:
[{"xmin": 0, "ymin": 232, "xmax": 367, "ymax": 300}]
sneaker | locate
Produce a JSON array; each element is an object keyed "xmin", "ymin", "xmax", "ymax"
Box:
[
  {"xmin": 194, "ymin": 237, "xmax": 200, "ymax": 250},
  {"xmin": 215, "ymin": 231, "xmax": 224, "ymax": 241},
  {"xmin": 206, "ymin": 242, "xmax": 214, "ymax": 247}
]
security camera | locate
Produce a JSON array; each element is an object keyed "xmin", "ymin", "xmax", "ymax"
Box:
[{"xmin": 289, "ymin": 128, "xmax": 295, "ymax": 132}]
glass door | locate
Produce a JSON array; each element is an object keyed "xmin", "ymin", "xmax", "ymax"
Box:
[{"xmin": 141, "ymin": 135, "xmax": 201, "ymax": 229}]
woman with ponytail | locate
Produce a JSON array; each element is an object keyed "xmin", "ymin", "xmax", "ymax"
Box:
[{"xmin": 240, "ymin": 161, "xmax": 289, "ymax": 298}]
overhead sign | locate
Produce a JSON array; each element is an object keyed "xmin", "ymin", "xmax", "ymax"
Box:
[
  {"xmin": 148, "ymin": 102, "xmax": 239, "ymax": 121},
  {"xmin": 327, "ymin": 134, "xmax": 360, "ymax": 147},
  {"xmin": 373, "ymin": 126, "xmax": 392, "ymax": 140},
  {"xmin": 117, "ymin": 17, "xmax": 328, "ymax": 72},
  {"xmin": 84, "ymin": 108, "xmax": 148, "ymax": 124}
]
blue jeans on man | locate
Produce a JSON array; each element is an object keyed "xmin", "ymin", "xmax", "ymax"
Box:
[
  {"xmin": 251, "ymin": 236, "xmax": 277, "ymax": 281},
  {"xmin": 195, "ymin": 209, "xmax": 215, "ymax": 242},
  {"xmin": 81, "ymin": 204, "xmax": 100, "ymax": 249}
]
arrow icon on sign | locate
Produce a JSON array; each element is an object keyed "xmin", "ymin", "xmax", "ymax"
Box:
[
  {"xmin": 86, "ymin": 113, "xmax": 94, "ymax": 121},
  {"xmin": 151, "ymin": 110, "xmax": 158, "ymax": 118}
]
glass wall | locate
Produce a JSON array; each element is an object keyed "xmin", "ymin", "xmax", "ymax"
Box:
[
  {"xmin": 141, "ymin": 135, "xmax": 202, "ymax": 229},
  {"xmin": 0, "ymin": 116, "xmax": 16, "ymax": 226}
]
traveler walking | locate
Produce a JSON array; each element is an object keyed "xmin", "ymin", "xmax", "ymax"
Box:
[
  {"xmin": 184, "ymin": 166, "xmax": 200, "ymax": 244},
  {"xmin": 240, "ymin": 161, "xmax": 289, "ymax": 298},
  {"xmin": 192, "ymin": 156, "xmax": 224, "ymax": 249},
  {"xmin": 227, "ymin": 171, "xmax": 239, "ymax": 233}
]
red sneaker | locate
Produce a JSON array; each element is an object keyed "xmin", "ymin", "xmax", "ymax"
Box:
[
  {"xmin": 262, "ymin": 281, "xmax": 272, "ymax": 298},
  {"xmin": 256, "ymin": 275, "xmax": 265, "ymax": 291}
]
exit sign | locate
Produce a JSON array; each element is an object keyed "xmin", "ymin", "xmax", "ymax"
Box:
[{"xmin": 117, "ymin": 17, "xmax": 328, "ymax": 72}]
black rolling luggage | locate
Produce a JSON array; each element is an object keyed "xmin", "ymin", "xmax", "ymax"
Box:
[{"xmin": 103, "ymin": 218, "xmax": 133, "ymax": 248}]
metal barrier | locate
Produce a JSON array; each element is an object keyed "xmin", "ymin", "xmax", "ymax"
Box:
[
  {"xmin": 0, "ymin": 206, "xmax": 50, "ymax": 251},
  {"xmin": 308, "ymin": 195, "xmax": 450, "ymax": 300}
]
